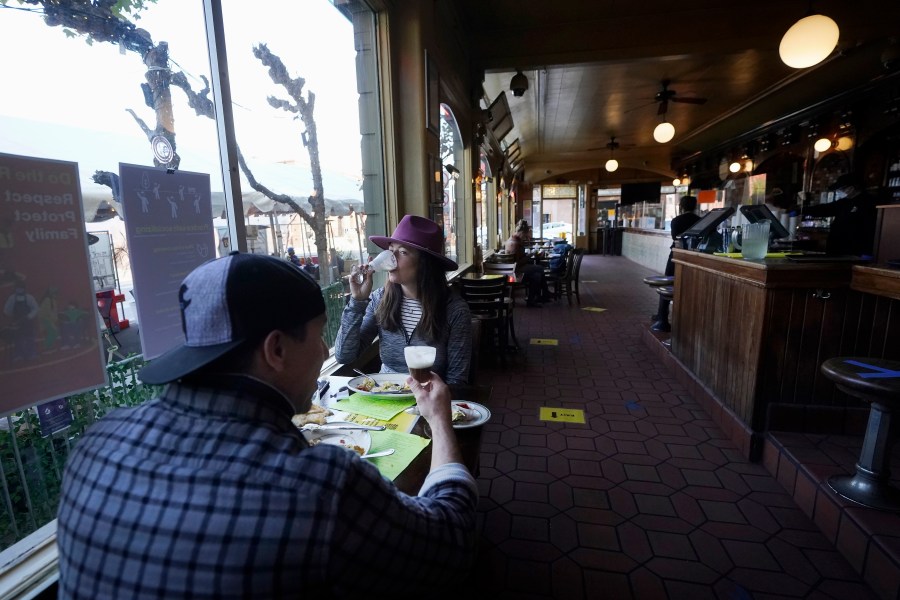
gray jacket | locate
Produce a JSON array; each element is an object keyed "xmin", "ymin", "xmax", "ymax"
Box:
[{"xmin": 334, "ymin": 287, "xmax": 473, "ymax": 385}]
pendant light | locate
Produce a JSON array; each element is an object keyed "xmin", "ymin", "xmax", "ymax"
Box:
[
  {"xmin": 605, "ymin": 136, "xmax": 620, "ymax": 172},
  {"xmin": 653, "ymin": 121, "xmax": 675, "ymax": 144},
  {"xmin": 779, "ymin": 9, "xmax": 840, "ymax": 69}
]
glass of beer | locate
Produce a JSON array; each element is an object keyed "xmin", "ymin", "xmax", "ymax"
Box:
[{"xmin": 405, "ymin": 345, "xmax": 436, "ymax": 384}]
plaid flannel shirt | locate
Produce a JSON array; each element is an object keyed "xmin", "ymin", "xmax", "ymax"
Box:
[{"xmin": 57, "ymin": 376, "xmax": 477, "ymax": 599}]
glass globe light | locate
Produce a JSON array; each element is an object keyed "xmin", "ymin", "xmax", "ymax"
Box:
[
  {"xmin": 605, "ymin": 158, "xmax": 619, "ymax": 172},
  {"xmin": 835, "ymin": 136, "xmax": 854, "ymax": 151},
  {"xmin": 814, "ymin": 137, "xmax": 832, "ymax": 152},
  {"xmin": 672, "ymin": 178, "xmax": 681, "ymax": 186},
  {"xmin": 653, "ymin": 121, "xmax": 675, "ymax": 143},
  {"xmin": 729, "ymin": 161, "xmax": 741, "ymax": 173},
  {"xmin": 779, "ymin": 14, "xmax": 840, "ymax": 69}
]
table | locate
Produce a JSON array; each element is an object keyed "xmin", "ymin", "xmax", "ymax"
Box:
[{"xmin": 320, "ymin": 376, "xmax": 490, "ymax": 494}]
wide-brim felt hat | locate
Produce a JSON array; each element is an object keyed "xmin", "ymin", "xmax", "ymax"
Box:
[{"xmin": 369, "ymin": 215, "xmax": 458, "ymax": 270}]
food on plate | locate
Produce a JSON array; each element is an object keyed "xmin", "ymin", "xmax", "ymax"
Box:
[
  {"xmin": 307, "ymin": 437, "xmax": 365, "ymax": 455},
  {"xmin": 291, "ymin": 403, "xmax": 333, "ymax": 427},
  {"xmin": 451, "ymin": 403, "xmax": 476, "ymax": 423},
  {"xmin": 357, "ymin": 378, "xmax": 411, "ymax": 394}
]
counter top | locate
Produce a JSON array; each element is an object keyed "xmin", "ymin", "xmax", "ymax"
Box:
[
  {"xmin": 672, "ymin": 249, "xmax": 855, "ymax": 288},
  {"xmin": 851, "ymin": 264, "xmax": 900, "ymax": 300}
]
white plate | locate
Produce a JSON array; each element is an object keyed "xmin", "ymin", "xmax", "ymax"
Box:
[
  {"xmin": 302, "ymin": 427, "xmax": 372, "ymax": 456},
  {"xmin": 347, "ymin": 373, "xmax": 414, "ymax": 397},
  {"xmin": 451, "ymin": 401, "xmax": 491, "ymax": 429}
]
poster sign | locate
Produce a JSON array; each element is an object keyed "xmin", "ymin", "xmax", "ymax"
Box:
[
  {"xmin": 36, "ymin": 396, "xmax": 74, "ymax": 437},
  {"xmin": 0, "ymin": 152, "xmax": 107, "ymax": 415},
  {"xmin": 87, "ymin": 231, "xmax": 117, "ymax": 291},
  {"xmin": 119, "ymin": 164, "xmax": 214, "ymax": 360}
]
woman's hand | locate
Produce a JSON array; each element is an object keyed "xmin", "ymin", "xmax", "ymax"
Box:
[
  {"xmin": 349, "ymin": 263, "xmax": 374, "ymax": 300},
  {"xmin": 407, "ymin": 373, "xmax": 452, "ymax": 425}
]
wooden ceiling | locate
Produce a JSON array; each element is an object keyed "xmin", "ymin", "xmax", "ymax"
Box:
[{"xmin": 450, "ymin": 0, "xmax": 900, "ymax": 185}]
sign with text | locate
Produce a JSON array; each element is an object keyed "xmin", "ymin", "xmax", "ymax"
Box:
[
  {"xmin": 119, "ymin": 164, "xmax": 214, "ymax": 360},
  {"xmin": 0, "ymin": 152, "xmax": 107, "ymax": 415},
  {"xmin": 539, "ymin": 407, "xmax": 586, "ymax": 423},
  {"xmin": 36, "ymin": 397, "xmax": 74, "ymax": 437}
]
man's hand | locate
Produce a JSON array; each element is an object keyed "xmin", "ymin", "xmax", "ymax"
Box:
[
  {"xmin": 407, "ymin": 373, "xmax": 452, "ymax": 425},
  {"xmin": 407, "ymin": 373, "xmax": 463, "ymax": 469}
]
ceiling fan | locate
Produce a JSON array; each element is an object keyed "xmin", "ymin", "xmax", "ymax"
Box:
[
  {"xmin": 654, "ymin": 79, "xmax": 707, "ymax": 115},
  {"xmin": 585, "ymin": 136, "xmax": 634, "ymax": 152}
]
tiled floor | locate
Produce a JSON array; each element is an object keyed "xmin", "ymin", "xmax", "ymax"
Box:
[{"xmin": 470, "ymin": 253, "xmax": 879, "ymax": 599}]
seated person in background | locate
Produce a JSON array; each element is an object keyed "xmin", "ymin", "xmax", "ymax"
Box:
[
  {"xmin": 665, "ymin": 195, "xmax": 701, "ymax": 276},
  {"xmin": 330, "ymin": 246, "xmax": 345, "ymax": 274},
  {"xmin": 286, "ymin": 245, "xmax": 301, "ymax": 266},
  {"xmin": 335, "ymin": 215, "xmax": 472, "ymax": 385},
  {"xmin": 506, "ymin": 219, "xmax": 553, "ymax": 307},
  {"xmin": 801, "ymin": 173, "xmax": 878, "ymax": 257},
  {"xmin": 547, "ymin": 236, "xmax": 573, "ymax": 276},
  {"xmin": 57, "ymin": 253, "xmax": 477, "ymax": 598}
]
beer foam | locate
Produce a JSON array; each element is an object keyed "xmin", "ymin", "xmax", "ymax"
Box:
[{"xmin": 404, "ymin": 345, "xmax": 436, "ymax": 368}]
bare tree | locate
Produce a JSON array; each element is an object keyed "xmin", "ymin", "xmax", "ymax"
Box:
[{"xmin": 13, "ymin": 0, "xmax": 338, "ymax": 284}]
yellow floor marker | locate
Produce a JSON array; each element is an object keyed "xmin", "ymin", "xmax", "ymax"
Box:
[
  {"xmin": 582, "ymin": 307, "xmax": 606, "ymax": 313},
  {"xmin": 530, "ymin": 338, "xmax": 559, "ymax": 346},
  {"xmin": 539, "ymin": 407, "xmax": 586, "ymax": 423}
]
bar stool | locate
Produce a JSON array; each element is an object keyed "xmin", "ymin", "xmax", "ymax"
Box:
[
  {"xmin": 652, "ymin": 286, "xmax": 674, "ymax": 332},
  {"xmin": 643, "ymin": 276, "xmax": 674, "ymax": 332},
  {"xmin": 820, "ymin": 357, "xmax": 900, "ymax": 511}
]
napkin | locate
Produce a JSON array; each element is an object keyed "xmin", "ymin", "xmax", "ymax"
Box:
[{"xmin": 339, "ymin": 392, "xmax": 415, "ymax": 421}]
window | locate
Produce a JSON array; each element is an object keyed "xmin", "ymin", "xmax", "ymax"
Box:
[
  {"xmin": 0, "ymin": 0, "xmax": 384, "ymax": 556},
  {"xmin": 439, "ymin": 104, "xmax": 463, "ymax": 263}
]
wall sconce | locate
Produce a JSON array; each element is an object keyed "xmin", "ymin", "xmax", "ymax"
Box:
[
  {"xmin": 835, "ymin": 136, "xmax": 854, "ymax": 151},
  {"xmin": 653, "ymin": 120, "xmax": 675, "ymax": 144},
  {"xmin": 779, "ymin": 12, "xmax": 840, "ymax": 68},
  {"xmin": 445, "ymin": 164, "xmax": 460, "ymax": 180}
]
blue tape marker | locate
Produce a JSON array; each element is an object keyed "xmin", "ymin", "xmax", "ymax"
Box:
[
  {"xmin": 625, "ymin": 401, "xmax": 642, "ymax": 410},
  {"xmin": 845, "ymin": 359, "xmax": 900, "ymax": 379}
]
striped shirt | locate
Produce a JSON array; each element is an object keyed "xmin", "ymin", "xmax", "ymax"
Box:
[
  {"xmin": 334, "ymin": 287, "xmax": 473, "ymax": 385},
  {"xmin": 400, "ymin": 296, "xmax": 422, "ymax": 341}
]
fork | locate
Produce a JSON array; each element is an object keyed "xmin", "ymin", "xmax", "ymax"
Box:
[
  {"xmin": 353, "ymin": 368, "xmax": 376, "ymax": 388},
  {"xmin": 360, "ymin": 449, "xmax": 395, "ymax": 459}
]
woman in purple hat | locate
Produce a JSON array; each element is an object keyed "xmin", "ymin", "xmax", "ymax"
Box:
[{"xmin": 334, "ymin": 215, "xmax": 473, "ymax": 385}]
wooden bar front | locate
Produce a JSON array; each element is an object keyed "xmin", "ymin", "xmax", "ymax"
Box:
[{"xmin": 670, "ymin": 250, "xmax": 862, "ymax": 456}]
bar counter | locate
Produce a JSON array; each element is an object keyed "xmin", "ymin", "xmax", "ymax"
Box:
[{"xmin": 669, "ymin": 250, "xmax": 897, "ymax": 459}]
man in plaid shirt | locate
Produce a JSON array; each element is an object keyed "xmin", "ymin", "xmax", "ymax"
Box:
[{"xmin": 56, "ymin": 253, "xmax": 478, "ymax": 598}]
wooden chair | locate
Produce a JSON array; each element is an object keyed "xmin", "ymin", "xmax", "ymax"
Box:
[
  {"xmin": 458, "ymin": 277, "xmax": 512, "ymax": 365},
  {"xmin": 570, "ymin": 248, "xmax": 585, "ymax": 305},
  {"xmin": 490, "ymin": 252, "xmax": 517, "ymax": 264},
  {"xmin": 545, "ymin": 248, "xmax": 575, "ymax": 302}
]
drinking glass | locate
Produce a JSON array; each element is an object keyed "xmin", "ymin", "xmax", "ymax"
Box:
[
  {"xmin": 741, "ymin": 221, "xmax": 770, "ymax": 260},
  {"xmin": 404, "ymin": 345, "xmax": 436, "ymax": 384},
  {"xmin": 353, "ymin": 249, "xmax": 397, "ymax": 284}
]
